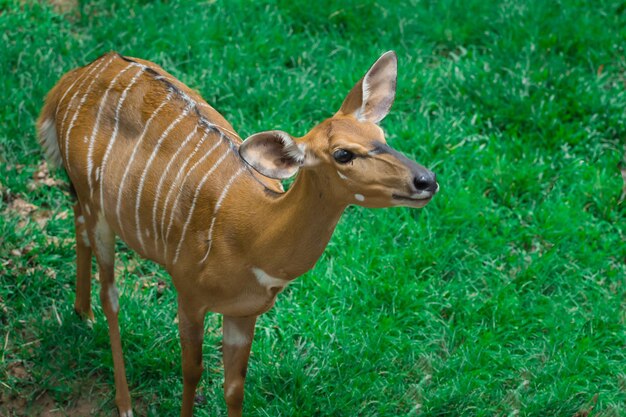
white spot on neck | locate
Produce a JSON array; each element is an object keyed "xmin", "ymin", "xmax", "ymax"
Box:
[
  {"xmin": 355, "ymin": 194, "xmax": 365, "ymax": 202},
  {"xmin": 252, "ymin": 267, "xmax": 290, "ymax": 294}
]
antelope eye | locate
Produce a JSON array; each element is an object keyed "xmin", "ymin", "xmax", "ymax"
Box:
[{"xmin": 333, "ymin": 149, "xmax": 355, "ymax": 164}]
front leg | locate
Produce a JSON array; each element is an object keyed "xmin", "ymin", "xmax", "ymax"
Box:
[
  {"xmin": 222, "ymin": 315, "xmax": 257, "ymax": 417},
  {"xmin": 178, "ymin": 302, "xmax": 206, "ymax": 417}
]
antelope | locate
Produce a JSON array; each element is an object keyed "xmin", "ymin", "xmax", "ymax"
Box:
[{"xmin": 37, "ymin": 50, "xmax": 438, "ymax": 416}]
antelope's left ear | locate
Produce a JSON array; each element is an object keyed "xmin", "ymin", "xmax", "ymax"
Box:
[
  {"xmin": 239, "ymin": 130, "xmax": 306, "ymax": 179},
  {"xmin": 336, "ymin": 51, "xmax": 397, "ymax": 124}
]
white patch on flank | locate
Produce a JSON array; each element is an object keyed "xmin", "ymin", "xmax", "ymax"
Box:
[
  {"xmin": 86, "ymin": 62, "xmax": 136, "ymax": 195},
  {"xmin": 199, "ymin": 168, "xmax": 244, "ymax": 264},
  {"xmin": 77, "ymin": 215, "xmax": 85, "ymax": 224},
  {"xmin": 151, "ymin": 125, "xmax": 199, "ymax": 249},
  {"xmin": 95, "ymin": 167, "xmax": 100, "ymax": 181},
  {"xmin": 94, "ymin": 214, "xmax": 114, "ymax": 265},
  {"xmin": 172, "ymin": 149, "xmax": 231, "ymax": 264},
  {"xmin": 108, "ymin": 285, "xmax": 119, "ymax": 314},
  {"xmin": 99, "ymin": 66, "xmax": 145, "ymax": 210},
  {"xmin": 163, "ymin": 133, "xmax": 224, "ymax": 247},
  {"xmin": 355, "ymin": 193, "xmax": 365, "ymax": 202},
  {"xmin": 145, "ymin": 228, "xmax": 150, "ymax": 238},
  {"xmin": 63, "ymin": 55, "xmax": 115, "ymax": 168},
  {"xmin": 337, "ymin": 171, "xmax": 348, "ymax": 180},
  {"xmin": 38, "ymin": 118, "xmax": 62, "ymax": 168},
  {"xmin": 223, "ymin": 319, "xmax": 251, "ymax": 346},
  {"xmin": 84, "ymin": 204, "xmax": 91, "ymax": 216},
  {"xmin": 252, "ymin": 267, "xmax": 290, "ymax": 294},
  {"xmin": 134, "ymin": 107, "xmax": 191, "ymax": 252},
  {"xmin": 115, "ymin": 93, "xmax": 173, "ymax": 233}
]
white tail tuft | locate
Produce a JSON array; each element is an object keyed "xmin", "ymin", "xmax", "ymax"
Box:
[{"xmin": 38, "ymin": 118, "xmax": 63, "ymax": 169}]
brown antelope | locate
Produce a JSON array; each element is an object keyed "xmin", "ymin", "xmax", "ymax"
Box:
[{"xmin": 37, "ymin": 50, "xmax": 438, "ymax": 416}]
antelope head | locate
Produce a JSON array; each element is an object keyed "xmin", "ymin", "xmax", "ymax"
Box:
[{"xmin": 240, "ymin": 51, "xmax": 439, "ymax": 209}]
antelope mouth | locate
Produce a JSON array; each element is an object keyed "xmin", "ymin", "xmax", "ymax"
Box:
[
  {"xmin": 392, "ymin": 194, "xmax": 433, "ymax": 208},
  {"xmin": 392, "ymin": 194, "xmax": 432, "ymax": 201},
  {"xmin": 393, "ymin": 184, "xmax": 439, "ymax": 206}
]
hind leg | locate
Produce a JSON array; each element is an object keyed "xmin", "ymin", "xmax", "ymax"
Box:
[
  {"xmin": 85, "ymin": 213, "xmax": 133, "ymax": 416},
  {"xmin": 73, "ymin": 202, "xmax": 94, "ymax": 321}
]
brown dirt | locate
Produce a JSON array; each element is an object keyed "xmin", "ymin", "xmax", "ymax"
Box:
[
  {"xmin": 1, "ymin": 386, "xmax": 116, "ymax": 417},
  {"xmin": 28, "ymin": 160, "xmax": 64, "ymax": 192},
  {"xmin": 47, "ymin": 0, "xmax": 79, "ymax": 15}
]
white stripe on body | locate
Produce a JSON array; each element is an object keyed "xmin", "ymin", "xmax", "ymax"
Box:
[
  {"xmin": 115, "ymin": 93, "xmax": 173, "ymax": 234},
  {"xmin": 86, "ymin": 62, "xmax": 136, "ymax": 195},
  {"xmin": 158, "ymin": 129, "xmax": 213, "ymax": 241},
  {"xmin": 160, "ymin": 85, "xmax": 240, "ymax": 142},
  {"xmin": 171, "ymin": 149, "xmax": 232, "ymax": 264},
  {"xmin": 196, "ymin": 102, "xmax": 240, "ymax": 139},
  {"xmin": 199, "ymin": 167, "xmax": 244, "ymax": 264},
  {"xmin": 62, "ymin": 56, "xmax": 115, "ymax": 168},
  {"xmin": 162, "ymin": 132, "xmax": 224, "ymax": 246},
  {"xmin": 59, "ymin": 56, "xmax": 109, "ymax": 134},
  {"xmin": 150, "ymin": 125, "xmax": 199, "ymax": 251},
  {"xmin": 98, "ymin": 67, "xmax": 145, "ymax": 210},
  {"xmin": 56, "ymin": 57, "xmax": 103, "ymax": 122},
  {"xmin": 134, "ymin": 107, "xmax": 192, "ymax": 252}
]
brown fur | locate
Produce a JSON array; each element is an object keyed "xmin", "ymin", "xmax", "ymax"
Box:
[{"xmin": 37, "ymin": 51, "xmax": 437, "ymax": 416}]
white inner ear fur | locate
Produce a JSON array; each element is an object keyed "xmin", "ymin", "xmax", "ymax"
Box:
[
  {"xmin": 357, "ymin": 78, "xmax": 372, "ymax": 122},
  {"xmin": 275, "ymin": 131, "xmax": 306, "ymax": 164},
  {"xmin": 355, "ymin": 52, "xmax": 397, "ymax": 123},
  {"xmin": 240, "ymin": 130, "xmax": 309, "ymax": 179},
  {"xmin": 278, "ymin": 133, "xmax": 319, "ymax": 168}
]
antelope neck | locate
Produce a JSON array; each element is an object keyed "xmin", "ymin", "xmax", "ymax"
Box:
[{"xmin": 250, "ymin": 169, "xmax": 346, "ymax": 277}]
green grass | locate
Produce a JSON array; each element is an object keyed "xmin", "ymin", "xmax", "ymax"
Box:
[{"xmin": 2, "ymin": 0, "xmax": 626, "ymax": 415}]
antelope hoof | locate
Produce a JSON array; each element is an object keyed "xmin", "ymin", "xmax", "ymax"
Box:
[
  {"xmin": 194, "ymin": 393, "xmax": 207, "ymax": 405},
  {"xmin": 73, "ymin": 306, "xmax": 95, "ymax": 324},
  {"xmin": 119, "ymin": 409, "xmax": 134, "ymax": 417}
]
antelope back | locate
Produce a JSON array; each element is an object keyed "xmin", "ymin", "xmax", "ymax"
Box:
[{"xmin": 39, "ymin": 53, "xmax": 269, "ymax": 265}]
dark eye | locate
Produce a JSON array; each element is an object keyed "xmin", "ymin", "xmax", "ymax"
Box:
[{"xmin": 333, "ymin": 149, "xmax": 355, "ymax": 164}]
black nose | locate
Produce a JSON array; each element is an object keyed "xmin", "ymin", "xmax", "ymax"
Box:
[{"xmin": 413, "ymin": 172, "xmax": 437, "ymax": 192}]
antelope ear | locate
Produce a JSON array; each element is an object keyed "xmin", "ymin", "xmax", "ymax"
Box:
[
  {"xmin": 239, "ymin": 130, "xmax": 305, "ymax": 179},
  {"xmin": 336, "ymin": 51, "xmax": 397, "ymax": 124}
]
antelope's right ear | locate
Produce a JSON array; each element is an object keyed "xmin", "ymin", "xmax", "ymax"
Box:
[
  {"xmin": 336, "ymin": 51, "xmax": 397, "ymax": 124},
  {"xmin": 239, "ymin": 130, "xmax": 305, "ymax": 180}
]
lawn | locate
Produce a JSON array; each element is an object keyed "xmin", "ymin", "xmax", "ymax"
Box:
[{"xmin": 1, "ymin": 0, "xmax": 626, "ymax": 416}]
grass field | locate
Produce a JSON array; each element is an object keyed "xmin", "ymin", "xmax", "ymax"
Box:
[{"xmin": 2, "ymin": 0, "xmax": 626, "ymax": 416}]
